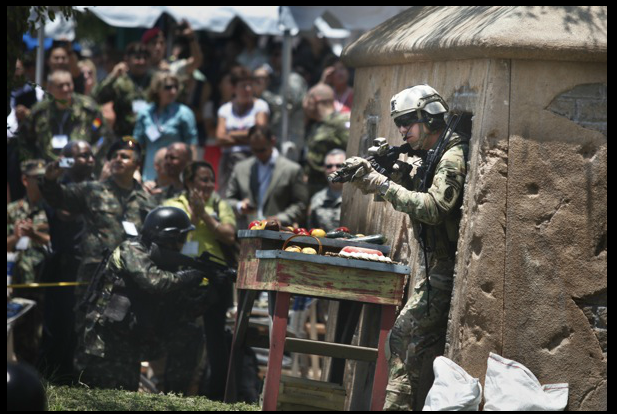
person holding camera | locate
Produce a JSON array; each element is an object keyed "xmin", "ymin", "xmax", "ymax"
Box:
[
  {"xmin": 40, "ymin": 138, "xmax": 156, "ymax": 295},
  {"xmin": 37, "ymin": 141, "xmax": 95, "ymax": 383}
]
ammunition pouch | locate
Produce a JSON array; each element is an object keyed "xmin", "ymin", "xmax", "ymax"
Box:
[{"xmin": 102, "ymin": 293, "xmax": 131, "ymax": 322}]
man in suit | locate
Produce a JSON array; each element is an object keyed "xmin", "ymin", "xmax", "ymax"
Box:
[{"xmin": 226, "ymin": 125, "xmax": 308, "ymax": 229}]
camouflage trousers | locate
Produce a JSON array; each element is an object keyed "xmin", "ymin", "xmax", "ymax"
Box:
[
  {"xmin": 75, "ymin": 321, "xmax": 203, "ymax": 393},
  {"xmin": 383, "ymin": 270, "xmax": 453, "ymax": 411}
]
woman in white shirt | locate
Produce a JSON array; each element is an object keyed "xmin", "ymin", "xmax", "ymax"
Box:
[{"xmin": 215, "ymin": 66, "xmax": 269, "ymax": 195}]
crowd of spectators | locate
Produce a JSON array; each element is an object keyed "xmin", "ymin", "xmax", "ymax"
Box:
[{"xmin": 7, "ymin": 18, "xmax": 354, "ymax": 399}]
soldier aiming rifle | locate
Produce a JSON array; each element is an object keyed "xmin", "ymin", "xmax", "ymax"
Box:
[
  {"xmin": 330, "ymin": 85, "xmax": 470, "ymax": 410},
  {"xmin": 76, "ymin": 206, "xmax": 234, "ymax": 392}
]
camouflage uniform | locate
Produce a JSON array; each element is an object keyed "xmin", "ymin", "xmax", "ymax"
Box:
[
  {"xmin": 305, "ymin": 112, "xmax": 349, "ymax": 194},
  {"xmin": 7, "ymin": 198, "xmax": 49, "ymax": 285},
  {"xmin": 382, "ymin": 133, "xmax": 468, "ymax": 410},
  {"xmin": 19, "ymin": 93, "xmax": 111, "ymax": 169},
  {"xmin": 77, "ymin": 239, "xmax": 203, "ymax": 391},
  {"xmin": 39, "ymin": 177, "xmax": 155, "ymax": 289},
  {"xmin": 308, "ymin": 187, "xmax": 342, "ymax": 231},
  {"xmin": 92, "ymin": 72, "xmax": 152, "ymax": 138}
]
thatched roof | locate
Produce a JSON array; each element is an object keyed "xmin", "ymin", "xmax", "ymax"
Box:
[{"xmin": 342, "ymin": 6, "xmax": 607, "ymax": 67}]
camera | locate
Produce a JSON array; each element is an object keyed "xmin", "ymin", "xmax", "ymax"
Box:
[{"xmin": 59, "ymin": 158, "xmax": 75, "ymax": 169}]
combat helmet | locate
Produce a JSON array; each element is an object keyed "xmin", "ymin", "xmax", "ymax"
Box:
[
  {"xmin": 390, "ymin": 84, "xmax": 449, "ymax": 130},
  {"xmin": 142, "ymin": 206, "xmax": 195, "ymax": 248}
]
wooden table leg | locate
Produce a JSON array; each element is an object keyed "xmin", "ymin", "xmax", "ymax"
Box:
[
  {"xmin": 224, "ymin": 289, "xmax": 257, "ymax": 403},
  {"xmin": 262, "ymin": 291, "xmax": 291, "ymax": 411},
  {"xmin": 370, "ymin": 305, "xmax": 396, "ymax": 411}
]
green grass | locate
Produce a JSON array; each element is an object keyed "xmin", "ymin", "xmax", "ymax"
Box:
[{"xmin": 46, "ymin": 384, "xmax": 261, "ymax": 411}]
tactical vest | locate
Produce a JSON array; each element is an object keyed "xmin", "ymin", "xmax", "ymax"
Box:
[{"xmin": 412, "ymin": 134, "xmax": 469, "ymax": 262}]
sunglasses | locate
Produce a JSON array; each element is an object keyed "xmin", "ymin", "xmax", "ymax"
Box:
[
  {"xmin": 394, "ymin": 112, "xmax": 427, "ymax": 128},
  {"xmin": 325, "ymin": 163, "xmax": 344, "ymax": 169},
  {"xmin": 164, "ymin": 84, "xmax": 178, "ymax": 91}
]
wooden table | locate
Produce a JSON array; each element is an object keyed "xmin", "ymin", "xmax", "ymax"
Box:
[{"xmin": 225, "ymin": 231, "xmax": 408, "ymax": 411}]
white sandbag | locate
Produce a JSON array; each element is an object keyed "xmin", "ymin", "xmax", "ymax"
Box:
[
  {"xmin": 483, "ymin": 353, "xmax": 568, "ymax": 411},
  {"xmin": 423, "ymin": 356, "xmax": 482, "ymax": 411}
]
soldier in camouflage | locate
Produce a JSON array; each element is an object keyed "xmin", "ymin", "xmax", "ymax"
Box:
[
  {"xmin": 304, "ymin": 83, "xmax": 350, "ymax": 196},
  {"xmin": 19, "ymin": 70, "xmax": 110, "ymax": 171},
  {"xmin": 7, "ymin": 160, "xmax": 50, "ymax": 285},
  {"xmin": 7, "ymin": 160, "xmax": 50, "ymax": 364},
  {"xmin": 40, "ymin": 138, "xmax": 155, "ymax": 298},
  {"xmin": 76, "ymin": 207, "xmax": 205, "ymax": 391},
  {"xmin": 335, "ymin": 85, "xmax": 468, "ymax": 410},
  {"xmin": 92, "ymin": 43, "xmax": 153, "ymax": 138}
]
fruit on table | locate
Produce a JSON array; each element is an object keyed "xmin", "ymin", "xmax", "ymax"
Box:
[
  {"xmin": 349, "ymin": 234, "xmax": 387, "ymax": 244},
  {"xmin": 340, "ymin": 246, "xmax": 384, "ymax": 257},
  {"xmin": 325, "ymin": 230, "xmax": 354, "ymax": 239},
  {"xmin": 249, "ymin": 219, "xmax": 268, "ymax": 230},
  {"xmin": 339, "ymin": 245, "xmax": 392, "ymax": 262},
  {"xmin": 285, "ymin": 245, "xmax": 302, "ymax": 253},
  {"xmin": 335, "ymin": 226, "xmax": 350, "ymax": 233},
  {"xmin": 264, "ymin": 220, "xmax": 280, "ymax": 231},
  {"xmin": 301, "ymin": 247, "xmax": 317, "ymax": 254},
  {"xmin": 310, "ymin": 228, "xmax": 326, "ymax": 237},
  {"xmin": 248, "ymin": 220, "xmax": 261, "ymax": 229}
]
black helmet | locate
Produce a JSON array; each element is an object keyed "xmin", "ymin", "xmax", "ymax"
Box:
[
  {"xmin": 7, "ymin": 361, "xmax": 48, "ymax": 411},
  {"xmin": 142, "ymin": 206, "xmax": 195, "ymax": 248}
]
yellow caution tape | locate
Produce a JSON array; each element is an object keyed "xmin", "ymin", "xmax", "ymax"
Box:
[
  {"xmin": 9, "ymin": 279, "xmax": 210, "ymax": 289},
  {"xmin": 7, "ymin": 281, "xmax": 88, "ymax": 289}
]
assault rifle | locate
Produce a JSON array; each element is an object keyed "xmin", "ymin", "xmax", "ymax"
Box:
[
  {"xmin": 328, "ymin": 138, "xmax": 427, "ymax": 184},
  {"xmin": 150, "ymin": 244, "xmax": 237, "ymax": 285}
]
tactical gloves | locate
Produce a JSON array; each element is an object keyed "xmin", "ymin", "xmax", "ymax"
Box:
[
  {"xmin": 177, "ymin": 269, "xmax": 206, "ymax": 287},
  {"xmin": 343, "ymin": 156, "xmax": 389, "ymax": 195}
]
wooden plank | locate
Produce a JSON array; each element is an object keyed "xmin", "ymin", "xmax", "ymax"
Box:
[
  {"xmin": 237, "ymin": 229, "xmax": 391, "ymax": 255},
  {"xmin": 238, "ymin": 252, "xmax": 407, "ymax": 305},
  {"xmin": 280, "ymin": 374, "xmax": 347, "ymax": 393},
  {"xmin": 278, "ymin": 375, "xmax": 347, "ymax": 411},
  {"xmin": 256, "ymin": 250, "xmax": 409, "ymax": 274},
  {"xmin": 224, "ymin": 290, "xmax": 258, "ymax": 403},
  {"xmin": 370, "ymin": 305, "xmax": 397, "ymax": 411},
  {"xmin": 285, "ymin": 337, "xmax": 378, "ymax": 362},
  {"xmin": 262, "ymin": 292, "xmax": 291, "ymax": 411}
]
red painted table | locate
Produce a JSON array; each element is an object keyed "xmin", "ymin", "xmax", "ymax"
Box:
[{"xmin": 225, "ymin": 231, "xmax": 408, "ymax": 411}]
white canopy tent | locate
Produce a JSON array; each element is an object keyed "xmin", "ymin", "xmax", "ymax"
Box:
[{"xmin": 74, "ymin": 6, "xmax": 409, "ymax": 35}]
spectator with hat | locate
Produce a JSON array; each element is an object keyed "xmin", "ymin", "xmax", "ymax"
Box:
[
  {"xmin": 142, "ymin": 27, "xmax": 169, "ymax": 72},
  {"xmin": 40, "ymin": 137, "xmax": 156, "ymax": 379},
  {"xmin": 39, "ymin": 137, "xmax": 156, "ymax": 293},
  {"xmin": 7, "ymin": 159, "xmax": 50, "ymax": 364},
  {"xmin": 7, "ymin": 159, "xmax": 50, "ymax": 285}
]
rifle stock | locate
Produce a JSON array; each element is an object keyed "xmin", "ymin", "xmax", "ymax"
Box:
[{"xmin": 150, "ymin": 244, "xmax": 237, "ymax": 283}]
